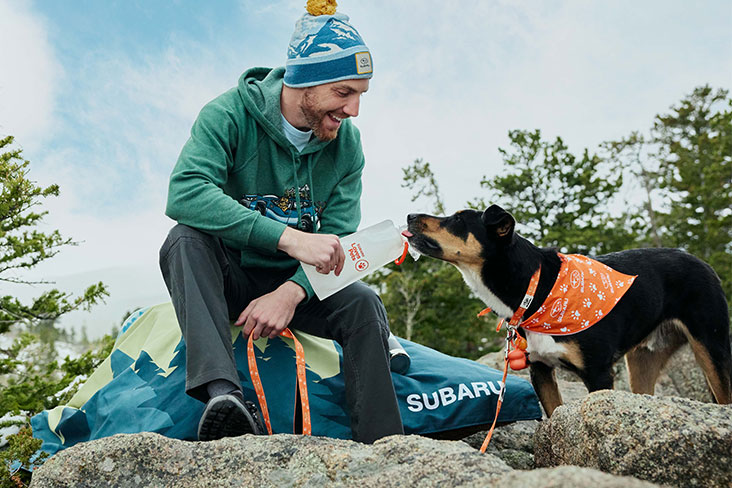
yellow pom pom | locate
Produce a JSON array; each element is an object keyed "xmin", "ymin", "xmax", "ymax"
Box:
[{"xmin": 306, "ymin": 0, "xmax": 337, "ymax": 16}]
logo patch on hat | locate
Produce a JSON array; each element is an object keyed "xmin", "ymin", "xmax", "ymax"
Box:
[{"xmin": 355, "ymin": 52, "xmax": 372, "ymax": 74}]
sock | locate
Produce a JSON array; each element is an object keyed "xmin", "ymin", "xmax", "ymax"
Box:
[{"xmin": 206, "ymin": 379, "xmax": 242, "ymax": 400}]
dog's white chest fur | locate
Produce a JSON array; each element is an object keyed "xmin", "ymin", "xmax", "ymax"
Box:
[
  {"xmin": 457, "ymin": 266, "xmax": 513, "ymax": 318},
  {"xmin": 524, "ymin": 332, "xmax": 566, "ymax": 366},
  {"xmin": 458, "ymin": 265, "xmax": 568, "ymax": 366}
]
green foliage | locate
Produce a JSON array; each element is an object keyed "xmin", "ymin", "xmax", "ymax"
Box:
[
  {"xmin": 0, "ymin": 333, "xmax": 115, "ymax": 417},
  {"xmin": 364, "ymin": 160, "xmax": 503, "ymax": 358},
  {"xmin": 370, "ymin": 86, "xmax": 731, "ymax": 360},
  {"xmin": 0, "ymin": 333, "xmax": 115, "ymax": 487},
  {"xmin": 653, "ymin": 86, "xmax": 731, "ymax": 299},
  {"xmin": 474, "ymin": 129, "xmax": 637, "ymax": 255},
  {"xmin": 602, "ymin": 131, "xmax": 665, "ymax": 248},
  {"xmin": 367, "ymin": 257, "xmax": 503, "ymax": 359},
  {"xmin": 0, "ymin": 135, "xmax": 109, "ymax": 334},
  {"xmin": 605, "ymin": 86, "xmax": 732, "ymax": 305},
  {"xmin": 0, "ymin": 427, "xmax": 47, "ymax": 488},
  {"xmin": 0, "ymin": 135, "xmax": 113, "ymax": 486}
]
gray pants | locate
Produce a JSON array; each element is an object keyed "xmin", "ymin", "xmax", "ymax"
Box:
[{"xmin": 159, "ymin": 224, "xmax": 403, "ymax": 443}]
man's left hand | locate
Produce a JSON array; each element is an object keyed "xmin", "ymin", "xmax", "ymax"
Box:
[{"xmin": 235, "ymin": 281, "xmax": 306, "ymax": 340}]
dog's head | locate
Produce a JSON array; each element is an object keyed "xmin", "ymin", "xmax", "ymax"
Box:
[{"xmin": 404, "ymin": 204, "xmax": 516, "ymax": 267}]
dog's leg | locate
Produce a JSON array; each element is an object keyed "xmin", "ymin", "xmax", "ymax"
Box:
[
  {"xmin": 671, "ymin": 320, "xmax": 732, "ymax": 404},
  {"xmin": 686, "ymin": 336, "xmax": 732, "ymax": 404},
  {"xmin": 530, "ymin": 361, "xmax": 563, "ymax": 417},
  {"xmin": 582, "ymin": 367, "xmax": 614, "ymax": 393},
  {"xmin": 625, "ymin": 340, "xmax": 684, "ymax": 395}
]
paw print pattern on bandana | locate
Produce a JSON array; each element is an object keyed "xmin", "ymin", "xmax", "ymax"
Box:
[{"xmin": 521, "ymin": 253, "xmax": 637, "ymax": 336}]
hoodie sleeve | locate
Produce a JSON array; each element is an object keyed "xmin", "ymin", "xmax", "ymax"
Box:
[
  {"xmin": 165, "ymin": 97, "xmax": 287, "ymax": 252},
  {"xmin": 287, "ymin": 135, "xmax": 365, "ymax": 301}
]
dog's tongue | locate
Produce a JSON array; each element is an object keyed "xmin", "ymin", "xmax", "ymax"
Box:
[{"xmin": 401, "ymin": 230, "xmax": 413, "ymax": 238}]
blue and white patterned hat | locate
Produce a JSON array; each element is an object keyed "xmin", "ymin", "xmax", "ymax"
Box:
[{"xmin": 284, "ymin": 4, "xmax": 372, "ymax": 88}]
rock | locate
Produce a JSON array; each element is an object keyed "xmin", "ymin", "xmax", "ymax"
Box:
[
  {"xmin": 462, "ymin": 420, "xmax": 538, "ymax": 469},
  {"xmin": 496, "ymin": 465, "xmax": 662, "ymax": 487},
  {"xmin": 534, "ymin": 390, "xmax": 732, "ymax": 487},
  {"xmin": 29, "ymin": 433, "xmax": 513, "ymax": 488}
]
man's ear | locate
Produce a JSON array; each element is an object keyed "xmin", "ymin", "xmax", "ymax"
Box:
[{"xmin": 482, "ymin": 205, "xmax": 515, "ymax": 240}]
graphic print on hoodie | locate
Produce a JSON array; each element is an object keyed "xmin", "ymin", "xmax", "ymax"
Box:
[{"xmin": 239, "ymin": 184, "xmax": 326, "ymax": 233}]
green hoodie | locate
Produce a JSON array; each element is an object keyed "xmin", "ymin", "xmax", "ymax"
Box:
[{"xmin": 165, "ymin": 67, "xmax": 364, "ymax": 300}]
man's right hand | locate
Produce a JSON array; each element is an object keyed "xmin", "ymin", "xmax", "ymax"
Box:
[{"xmin": 278, "ymin": 226, "xmax": 345, "ymax": 275}]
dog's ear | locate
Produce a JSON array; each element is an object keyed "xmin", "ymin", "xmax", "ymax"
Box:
[{"xmin": 482, "ymin": 205, "xmax": 515, "ymax": 239}]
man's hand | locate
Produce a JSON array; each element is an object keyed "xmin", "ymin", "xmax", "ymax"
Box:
[
  {"xmin": 235, "ymin": 281, "xmax": 306, "ymax": 340},
  {"xmin": 278, "ymin": 226, "xmax": 345, "ymax": 275}
]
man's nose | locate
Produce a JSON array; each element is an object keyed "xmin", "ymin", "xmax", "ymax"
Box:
[{"xmin": 343, "ymin": 96, "xmax": 360, "ymax": 117}]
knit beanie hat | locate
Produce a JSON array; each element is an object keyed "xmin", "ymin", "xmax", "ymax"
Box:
[{"xmin": 284, "ymin": 0, "xmax": 373, "ymax": 88}]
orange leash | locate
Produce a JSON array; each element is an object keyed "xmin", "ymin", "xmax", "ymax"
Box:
[
  {"xmin": 476, "ymin": 267, "xmax": 541, "ymax": 452},
  {"xmin": 247, "ymin": 328, "xmax": 311, "ymax": 435},
  {"xmin": 479, "ymin": 342, "xmax": 509, "ymax": 453}
]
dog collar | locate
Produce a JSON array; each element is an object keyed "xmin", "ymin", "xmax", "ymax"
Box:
[{"xmin": 478, "ymin": 267, "xmax": 541, "ymax": 330}]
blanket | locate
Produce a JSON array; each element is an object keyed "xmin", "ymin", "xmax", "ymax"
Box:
[{"xmin": 31, "ymin": 303, "xmax": 542, "ymax": 455}]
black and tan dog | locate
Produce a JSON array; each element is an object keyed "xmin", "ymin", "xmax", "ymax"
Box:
[{"xmin": 403, "ymin": 204, "xmax": 731, "ymax": 416}]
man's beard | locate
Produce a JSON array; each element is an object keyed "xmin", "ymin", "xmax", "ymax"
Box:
[{"xmin": 300, "ymin": 89, "xmax": 339, "ymax": 142}]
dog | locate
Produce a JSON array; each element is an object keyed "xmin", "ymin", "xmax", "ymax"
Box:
[{"xmin": 403, "ymin": 204, "xmax": 732, "ymax": 416}]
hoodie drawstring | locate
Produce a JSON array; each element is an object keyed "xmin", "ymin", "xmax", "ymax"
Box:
[
  {"xmin": 307, "ymin": 153, "xmax": 319, "ymax": 232},
  {"xmin": 291, "ymin": 153, "xmax": 304, "ymax": 230}
]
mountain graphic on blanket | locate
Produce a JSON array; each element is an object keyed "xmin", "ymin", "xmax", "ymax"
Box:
[{"xmin": 31, "ymin": 303, "xmax": 541, "ymax": 456}]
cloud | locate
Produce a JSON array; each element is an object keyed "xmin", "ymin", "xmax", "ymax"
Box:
[
  {"xmin": 0, "ymin": 0, "xmax": 61, "ymax": 144},
  {"xmin": 4, "ymin": 0, "xmax": 731, "ymax": 337},
  {"xmin": 350, "ymin": 0, "xmax": 732, "ymax": 223}
]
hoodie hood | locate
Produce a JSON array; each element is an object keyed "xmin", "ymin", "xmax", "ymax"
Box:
[{"xmin": 237, "ymin": 66, "xmax": 331, "ymax": 155}]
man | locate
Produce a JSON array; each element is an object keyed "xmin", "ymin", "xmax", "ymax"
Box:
[{"xmin": 159, "ymin": 4, "xmax": 404, "ymax": 444}]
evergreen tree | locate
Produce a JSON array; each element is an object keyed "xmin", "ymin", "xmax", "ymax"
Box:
[
  {"xmin": 605, "ymin": 86, "xmax": 732, "ymax": 304},
  {"xmin": 474, "ymin": 129, "xmax": 637, "ymax": 255},
  {"xmin": 653, "ymin": 86, "xmax": 731, "ymax": 299},
  {"xmin": 0, "ymin": 136, "xmax": 108, "ymax": 335},
  {"xmin": 0, "ymin": 136, "xmax": 111, "ymax": 483},
  {"xmin": 364, "ymin": 160, "xmax": 502, "ymax": 359},
  {"xmin": 602, "ymin": 131, "xmax": 665, "ymax": 248}
]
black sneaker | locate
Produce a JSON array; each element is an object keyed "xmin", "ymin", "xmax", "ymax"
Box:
[{"xmin": 197, "ymin": 394, "xmax": 265, "ymax": 441}]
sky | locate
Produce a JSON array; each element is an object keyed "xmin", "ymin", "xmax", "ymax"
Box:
[{"xmin": 1, "ymin": 0, "xmax": 731, "ymax": 338}]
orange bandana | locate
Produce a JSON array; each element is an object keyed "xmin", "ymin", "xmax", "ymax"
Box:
[{"xmin": 521, "ymin": 254, "xmax": 637, "ymax": 336}]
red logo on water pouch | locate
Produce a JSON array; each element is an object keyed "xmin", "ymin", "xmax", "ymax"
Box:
[
  {"xmin": 348, "ymin": 242, "xmax": 365, "ymax": 261},
  {"xmin": 355, "ymin": 259, "xmax": 369, "ymax": 272}
]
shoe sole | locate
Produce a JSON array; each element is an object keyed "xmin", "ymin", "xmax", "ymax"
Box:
[{"xmin": 197, "ymin": 394, "xmax": 260, "ymax": 441}]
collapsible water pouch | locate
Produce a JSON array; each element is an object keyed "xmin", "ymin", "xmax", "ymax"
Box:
[{"xmin": 302, "ymin": 220, "xmax": 406, "ymax": 300}]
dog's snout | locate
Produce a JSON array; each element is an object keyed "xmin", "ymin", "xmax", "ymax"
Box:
[{"xmin": 407, "ymin": 214, "xmax": 419, "ymax": 224}]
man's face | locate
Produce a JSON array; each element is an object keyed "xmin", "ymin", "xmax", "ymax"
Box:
[{"xmin": 300, "ymin": 79, "xmax": 369, "ymax": 141}]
